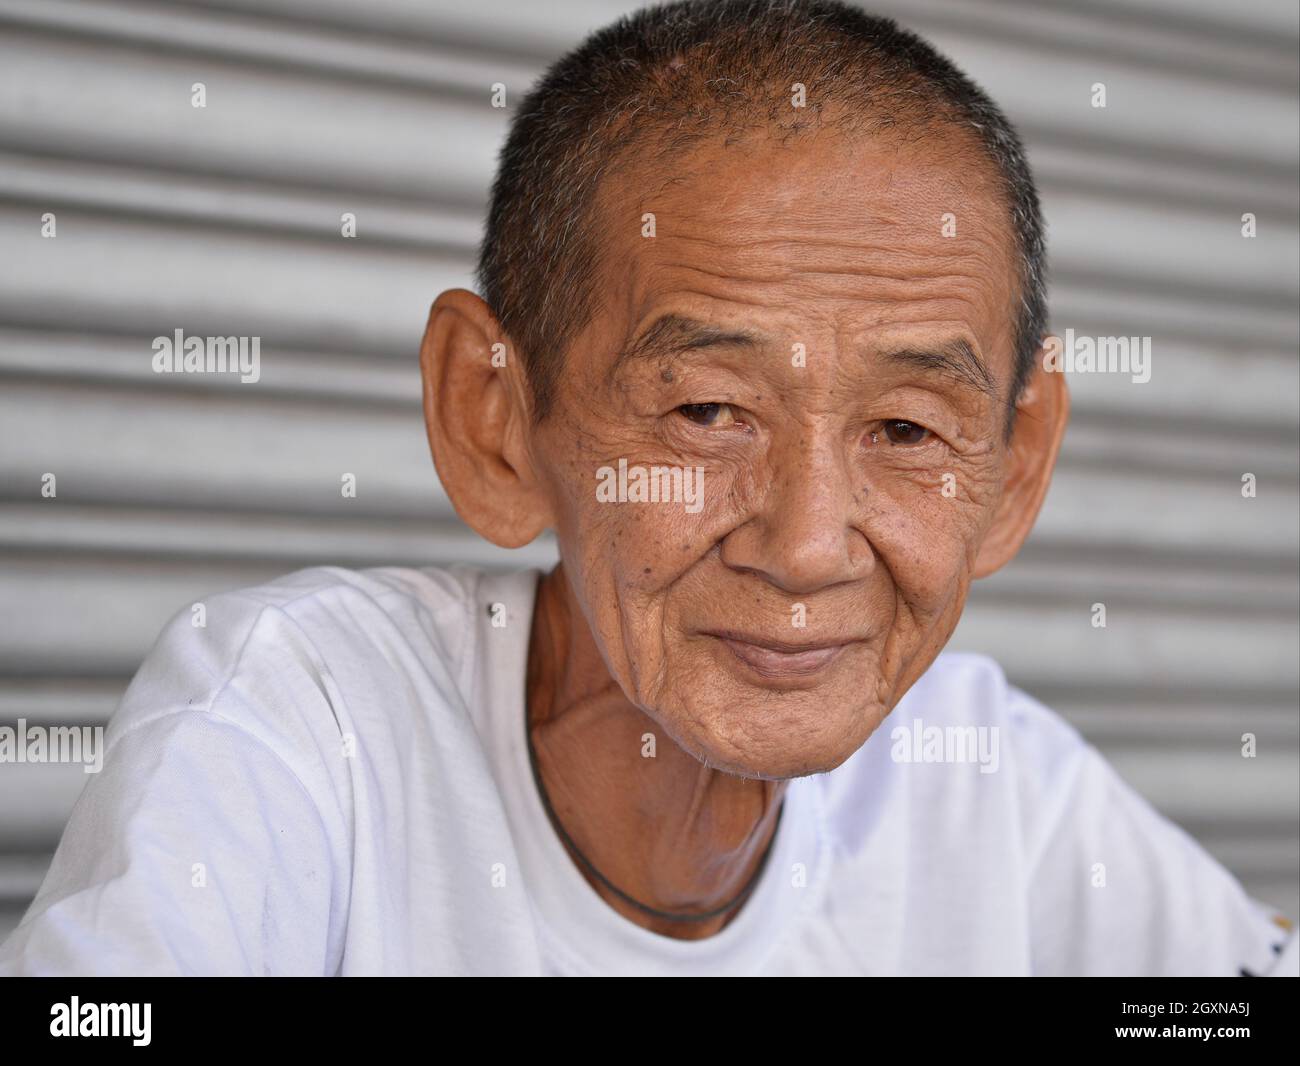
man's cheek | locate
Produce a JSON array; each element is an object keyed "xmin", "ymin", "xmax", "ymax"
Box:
[
  {"xmin": 866, "ymin": 494, "xmax": 981, "ymax": 608},
  {"xmin": 575, "ymin": 486, "xmax": 708, "ymax": 594},
  {"xmin": 871, "ymin": 452, "xmax": 1001, "ymax": 530}
]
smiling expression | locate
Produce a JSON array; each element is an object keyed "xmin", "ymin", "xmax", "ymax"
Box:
[{"xmin": 518, "ymin": 123, "xmax": 1030, "ymax": 779}]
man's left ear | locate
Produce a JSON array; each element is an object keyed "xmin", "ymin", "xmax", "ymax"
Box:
[{"xmin": 972, "ymin": 341, "xmax": 1070, "ymax": 578}]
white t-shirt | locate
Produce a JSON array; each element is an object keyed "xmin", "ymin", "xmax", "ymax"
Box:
[{"xmin": 1, "ymin": 564, "xmax": 1295, "ymax": 976}]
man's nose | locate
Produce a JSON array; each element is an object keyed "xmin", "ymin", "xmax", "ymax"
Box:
[{"xmin": 718, "ymin": 430, "xmax": 875, "ymax": 595}]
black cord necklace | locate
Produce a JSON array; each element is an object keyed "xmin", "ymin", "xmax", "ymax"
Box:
[{"xmin": 525, "ymin": 710, "xmax": 784, "ymax": 924}]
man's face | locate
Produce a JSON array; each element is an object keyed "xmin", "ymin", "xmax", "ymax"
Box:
[{"xmin": 528, "ymin": 126, "xmax": 1024, "ymax": 779}]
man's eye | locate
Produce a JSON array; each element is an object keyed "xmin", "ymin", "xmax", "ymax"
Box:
[
  {"xmin": 677, "ymin": 402, "xmax": 738, "ymax": 427},
  {"xmin": 879, "ymin": 419, "xmax": 932, "ymax": 445}
]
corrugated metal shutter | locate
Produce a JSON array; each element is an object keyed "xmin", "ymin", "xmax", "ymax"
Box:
[{"xmin": 1, "ymin": 0, "xmax": 1297, "ymax": 941}]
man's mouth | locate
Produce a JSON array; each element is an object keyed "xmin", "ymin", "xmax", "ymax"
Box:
[{"xmin": 703, "ymin": 630, "xmax": 859, "ymax": 679}]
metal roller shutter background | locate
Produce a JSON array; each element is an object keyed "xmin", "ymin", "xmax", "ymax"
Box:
[{"xmin": 0, "ymin": 0, "xmax": 1297, "ymax": 941}]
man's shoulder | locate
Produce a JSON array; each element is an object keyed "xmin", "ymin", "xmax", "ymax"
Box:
[
  {"xmin": 147, "ymin": 561, "xmax": 530, "ymax": 655},
  {"xmin": 109, "ymin": 564, "xmax": 536, "ymax": 751},
  {"xmin": 131, "ymin": 563, "xmax": 478, "ymax": 670},
  {"xmin": 200, "ymin": 562, "xmax": 486, "ymax": 625},
  {"xmin": 809, "ymin": 650, "xmax": 1091, "ymax": 841},
  {"xmin": 882, "ymin": 649, "xmax": 1086, "ymax": 756}
]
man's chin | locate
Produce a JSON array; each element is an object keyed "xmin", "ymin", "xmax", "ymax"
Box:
[
  {"xmin": 690, "ymin": 739, "xmax": 875, "ymax": 781},
  {"xmin": 662, "ymin": 691, "xmax": 889, "ymax": 780}
]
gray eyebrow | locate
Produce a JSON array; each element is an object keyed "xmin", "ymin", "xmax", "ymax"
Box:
[
  {"xmin": 611, "ymin": 313, "xmax": 765, "ymax": 376},
  {"xmin": 881, "ymin": 338, "xmax": 998, "ymax": 398}
]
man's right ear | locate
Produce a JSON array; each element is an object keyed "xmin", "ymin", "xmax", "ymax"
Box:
[{"xmin": 419, "ymin": 289, "xmax": 553, "ymax": 548}]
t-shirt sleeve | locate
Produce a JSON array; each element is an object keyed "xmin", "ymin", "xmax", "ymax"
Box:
[
  {"xmin": 1012, "ymin": 687, "xmax": 1297, "ymax": 977},
  {"xmin": 0, "ymin": 606, "xmax": 339, "ymax": 976}
]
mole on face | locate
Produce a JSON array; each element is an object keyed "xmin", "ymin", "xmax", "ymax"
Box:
[{"xmin": 661, "ymin": 368, "xmax": 674, "ymax": 383}]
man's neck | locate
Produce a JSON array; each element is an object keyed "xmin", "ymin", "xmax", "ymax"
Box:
[{"xmin": 525, "ymin": 564, "xmax": 787, "ymax": 940}]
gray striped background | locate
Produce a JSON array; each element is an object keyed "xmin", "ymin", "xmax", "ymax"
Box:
[{"xmin": 0, "ymin": 0, "xmax": 1297, "ymax": 939}]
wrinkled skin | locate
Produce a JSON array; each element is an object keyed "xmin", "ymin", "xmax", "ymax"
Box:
[{"xmin": 421, "ymin": 124, "xmax": 1068, "ymax": 938}]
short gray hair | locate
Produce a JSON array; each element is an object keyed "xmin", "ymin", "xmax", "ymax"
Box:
[{"xmin": 478, "ymin": 0, "xmax": 1047, "ymax": 432}]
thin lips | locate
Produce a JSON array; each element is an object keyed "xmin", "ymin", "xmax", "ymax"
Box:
[{"xmin": 704, "ymin": 630, "xmax": 861, "ymax": 654}]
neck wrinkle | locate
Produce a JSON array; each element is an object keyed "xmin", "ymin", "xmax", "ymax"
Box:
[{"xmin": 524, "ymin": 563, "xmax": 787, "ymax": 939}]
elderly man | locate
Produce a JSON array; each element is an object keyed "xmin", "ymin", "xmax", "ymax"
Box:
[{"xmin": 2, "ymin": 0, "xmax": 1295, "ymax": 977}]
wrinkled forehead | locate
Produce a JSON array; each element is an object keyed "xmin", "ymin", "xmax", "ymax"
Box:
[{"xmin": 587, "ymin": 124, "xmax": 1021, "ymax": 357}]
